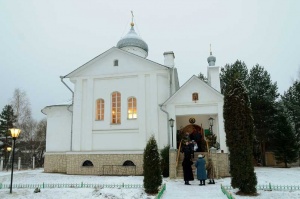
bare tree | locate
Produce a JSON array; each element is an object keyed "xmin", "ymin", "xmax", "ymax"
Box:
[
  {"xmin": 9, "ymin": 88, "xmax": 37, "ymax": 168},
  {"xmin": 10, "ymin": 88, "xmax": 32, "ymax": 128},
  {"xmin": 16, "ymin": 118, "xmax": 46, "ymax": 168},
  {"xmin": 35, "ymin": 118, "xmax": 46, "ymax": 141},
  {"xmin": 34, "ymin": 119, "xmax": 46, "ymax": 167},
  {"xmin": 7, "ymin": 89, "xmax": 46, "ymax": 168}
]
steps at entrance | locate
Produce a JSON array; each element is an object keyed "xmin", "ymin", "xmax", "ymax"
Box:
[{"xmin": 176, "ymin": 152, "xmax": 206, "ymax": 178}]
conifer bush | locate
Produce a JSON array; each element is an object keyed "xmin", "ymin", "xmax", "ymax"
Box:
[
  {"xmin": 272, "ymin": 108, "xmax": 300, "ymax": 168},
  {"xmin": 160, "ymin": 145, "xmax": 170, "ymax": 177},
  {"xmin": 143, "ymin": 135, "xmax": 162, "ymax": 194},
  {"xmin": 224, "ymin": 78, "xmax": 257, "ymax": 194}
]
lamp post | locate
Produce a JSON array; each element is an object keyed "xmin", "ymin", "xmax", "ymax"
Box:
[
  {"xmin": 6, "ymin": 146, "xmax": 12, "ymax": 171},
  {"xmin": 7, "ymin": 147, "xmax": 12, "ymax": 152},
  {"xmin": 169, "ymin": 118, "xmax": 174, "ymax": 148},
  {"xmin": 9, "ymin": 128, "xmax": 21, "ymax": 194}
]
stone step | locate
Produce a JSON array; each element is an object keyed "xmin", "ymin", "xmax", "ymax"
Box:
[{"xmin": 176, "ymin": 152, "xmax": 208, "ymax": 179}]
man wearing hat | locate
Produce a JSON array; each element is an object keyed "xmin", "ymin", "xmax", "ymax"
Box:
[{"xmin": 195, "ymin": 154, "xmax": 207, "ymax": 186}]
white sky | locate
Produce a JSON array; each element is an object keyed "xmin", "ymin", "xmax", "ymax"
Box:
[
  {"xmin": 1, "ymin": 167, "xmax": 300, "ymax": 198},
  {"xmin": 0, "ymin": 0, "xmax": 299, "ymax": 120}
]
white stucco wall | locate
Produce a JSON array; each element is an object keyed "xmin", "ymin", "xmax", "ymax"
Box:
[
  {"xmin": 43, "ymin": 48, "xmax": 227, "ymax": 156},
  {"xmin": 164, "ymin": 76, "xmax": 227, "ymax": 152},
  {"xmin": 207, "ymin": 66, "xmax": 221, "ymax": 92},
  {"xmin": 69, "ymin": 49, "xmax": 171, "ymax": 151},
  {"xmin": 42, "ymin": 105, "xmax": 72, "ymax": 152}
]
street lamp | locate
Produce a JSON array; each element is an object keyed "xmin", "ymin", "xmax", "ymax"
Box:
[
  {"xmin": 169, "ymin": 118, "xmax": 174, "ymax": 148},
  {"xmin": 6, "ymin": 146, "xmax": 12, "ymax": 171},
  {"xmin": 9, "ymin": 128, "xmax": 21, "ymax": 194},
  {"xmin": 208, "ymin": 117, "xmax": 214, "ymax": 134}
]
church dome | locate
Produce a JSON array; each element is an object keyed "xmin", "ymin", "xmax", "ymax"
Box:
[
  {"xmin": 207, "ymin": 52, "xmax": 216, "ymax": 66},
  {"xmin": 117, "ymin": 23, "xmax": 148, "ymax": 57}
]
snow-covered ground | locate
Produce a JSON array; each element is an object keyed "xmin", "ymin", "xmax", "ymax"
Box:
[{"xmin": 0, "ymin": 167, "xmax": 300, "ymax": 199}]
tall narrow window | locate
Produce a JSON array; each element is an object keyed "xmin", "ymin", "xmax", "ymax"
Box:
[
  {"xmin": 114, "ymin": 59, "xmax": 118, "ymax": 66},
  {"xmin": 128, "ymin": 97, "xmax": 137, "ymax": 119},
  {"xmin": 111, "ymin": 92, "xmax": 121, "ymax": 124},
  {"xmin": 96, "ymin": 99, "xmax": 104, "ymax": 120}
]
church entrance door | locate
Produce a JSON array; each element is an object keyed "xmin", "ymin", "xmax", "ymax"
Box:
[{"xmin": 177, "ymin": 124, "xmax": 206, "ymax": 152}]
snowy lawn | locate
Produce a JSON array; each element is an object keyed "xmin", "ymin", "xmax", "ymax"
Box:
[
  {"xmin": 223, "ymin": 167, "xmax": 300, "ymax": 199},
  {"xmin": 0, "ymin": 167, "xmax": 300, "ymax": 198}
]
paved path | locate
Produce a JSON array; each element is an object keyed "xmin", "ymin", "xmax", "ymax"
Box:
[{"xmin": 162, "ymin": 179, "xmax": 226, "ymax": 198}]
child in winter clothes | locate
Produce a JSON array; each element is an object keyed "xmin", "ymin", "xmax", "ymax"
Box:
[{"xmin": 206, "ymin": 157, "xmax": 215, "ymax": 184}]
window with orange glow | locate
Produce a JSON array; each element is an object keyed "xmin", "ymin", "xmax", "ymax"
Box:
[
  {"xmin": 111, "ymin": 92, "xmax": 121, "ymax": 124},
  {"xmin": 96, "ymin": 99, "xmax": 104, "ymax": 120},
  {"xmin": 127, "ymin": 97, "xmax": 137, "ymax": 119}
]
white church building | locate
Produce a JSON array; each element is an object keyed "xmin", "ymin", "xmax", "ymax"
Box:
[{"xmin": 42, "ymin": 21, "xmax": 229, "ymax": 177}]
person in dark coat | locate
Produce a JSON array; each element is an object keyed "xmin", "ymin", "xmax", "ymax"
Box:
[
  {"xmin": 195, "ymin": 154, "xmax": 207, "ymax": 186},
  {"xmin": 189, "ymin": 131, "xmax": 195, "ymax": 141},
  {"xmin": 194, "ymin": 131, "xmax": 202, "ymax": 152},
  {"xmin": 182, "ymin": 156, "xmax": 194, "ymax": 185},
  {"xmin": 188, "ymin": 141, "xmax": 195, "ymax": 158},
  {"xmin": 207, "ymin": 157, "xmax": 215, "ymax": 184},
  {"xmin": 181, "ymin": 141, "xmax": 191, "ymax": 159}
]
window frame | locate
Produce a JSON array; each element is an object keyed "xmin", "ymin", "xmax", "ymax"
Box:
[
  {"xmin": 111, "ymin": 91, "xmax": 121, "ymax": 124},
  {"xmin": 127, "ymin": 97, "xmax": 137, "ymax": 119},
  {"xmin": 95, "ymin": 98, "xmax": 104, "ymax": 121},
  {"xmin": 114, "ymin": 59, "xmax": 118, "ymax": 66}
]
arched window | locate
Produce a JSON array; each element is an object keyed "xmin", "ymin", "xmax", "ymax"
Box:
[
  {"xmin": 82, "ymin": 160, "xmax": 94, "ymax": 167},
  {"xmin": 96, "ymin": 99, "xmax": 104, "ymax": 120},
  {"xmin": 114, "ymin": 59, "xmax": 118, "ymax": 66},
  {"xmin": 123, "ymin": 160, "xmax": 135, "ymax": 166},
  {"xmin": 111, "ymin": 91, "xmax": 121, "ymax": 124},
  {"xmin": 127, "ymin": 97, "xmax": 137, "ymax": 119}
]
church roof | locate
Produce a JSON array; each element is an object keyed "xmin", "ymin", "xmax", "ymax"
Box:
[
  {"xmin": 41, "ymin": 101, "xmax": 72, "ymax": 115},
  {"xmin": 207, "ymin": 45, "xmax": 216, "ymax": 66},
  {"xmin": 162, "ymin": 75, "xmax": 223, "ymax": 105},
  {"xmin": 116, "ymin": 25, "xmax": 148, "ymax": 53},
  {"xmin": 64, "ymin": 47, "xmax": 169, "ymax": 78}
]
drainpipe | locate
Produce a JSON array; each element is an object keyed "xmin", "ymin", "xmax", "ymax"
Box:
[
  {"xmin": 60, "ymin": 76, "xmax": 74, "ymax": 151},
  {"xmin": 159, "ymin": 104, "xmax": 170, "ymax": 147},
  {"xmin": 169, "ymin": 67, "xmax": 173, "ymax": 96},
  {"xmin": 159, "ymin": 64, "xmax": 174, "ymax": 148}
]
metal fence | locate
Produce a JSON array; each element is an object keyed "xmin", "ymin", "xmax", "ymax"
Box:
[
  {"xmin": 221, "ymin": 183, "xmax": 300, "ymax": 199},
  {"xmin": 0, "ymin": 182, "xmax": 167, "ymax": 199},
  {"xmin": 221, "ymin": 184, "xmax": 235, "ymax": 199},
  {"xmin": 222, "ymin": 183, "xmax": 300, "ymax": 191},
  {"xmin": 155, "ymin": 183, "xmax": 166, "ymax": 199},
  {"xmin": 0, "ymin": 182, "xmax": 143, "ymax": 189}
]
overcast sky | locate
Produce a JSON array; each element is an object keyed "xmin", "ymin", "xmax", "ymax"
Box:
[{"xmin": 0, "ymin": 0, "xmax": 299, "ymax": 121}]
